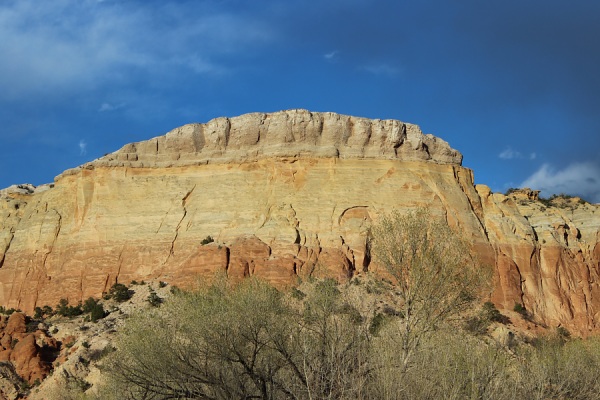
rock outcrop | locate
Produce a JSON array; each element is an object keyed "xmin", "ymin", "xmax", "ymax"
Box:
[
  {"xmin": 0, "ymin": 109, "xmax": 599, "ymax": 334},
  {"xmin": 0, "ymin": 313, "xmax": 59, "ymax": 385}
]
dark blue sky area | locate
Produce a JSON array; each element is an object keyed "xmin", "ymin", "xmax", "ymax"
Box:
[{"xmin": 1, "ymin": 0, "xmax": 599, "ymax": 202}]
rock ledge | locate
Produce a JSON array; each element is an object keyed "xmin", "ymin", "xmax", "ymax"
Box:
[{"xmin": 58, "ymin": 109, "xmax": 462, "ymax": 179}]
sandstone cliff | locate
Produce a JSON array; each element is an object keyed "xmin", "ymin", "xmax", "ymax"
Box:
[{"xmin": 0, "ymin": 110, "xmax": 598, "ymax": 333}]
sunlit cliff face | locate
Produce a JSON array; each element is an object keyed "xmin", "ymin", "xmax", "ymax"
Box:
[{"xmin": 0, "ymin": 110, "xmax": 599, "ymax": 333}]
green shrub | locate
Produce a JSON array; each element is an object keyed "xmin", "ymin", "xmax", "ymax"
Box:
[
  {"xmin": 365, "ymin": 280, "xmax": 385, "ymax": 295},
  {"xmin": 464, "ymin": 316, "xmax": 489, "ymax": 335},
  {"xmin": 89, "ymin": 303, "xmax": 106, "ymax": 322},
  {"xmin": 147, "ymin": 291, "xmax": 162, "ymax": 307},
  {"xmin": 556, "ymin": 326, "xmax": 571, "ymax": 339},
  {"xmin": 42, "ymin": 305, "xmax": 54, "ymax": 317},
  {"xmin": 108, "ymin": 283, "xmax": 132, "ymax": 302},
  {"xmin": 200, "ymin": 235, "xmax": 214, "ymax": 245},
  {"xmin": 369, "ymin": 312, "xmax": 389, "ymax": 335},
  {"xmin": 482, "ymin": 301, "xmax": 509, "ymax": 323},
  {"xmin": 25, "ymin": 318, "xmax": 39, "ymax": 333},
  {"xmin": 82, "ymin": 297, "xmax": 98, "ymax": 313},
  {"xmin": 83, "ymin": 297, "xmax": 106, "ymax": 322},
  {"xmin": 33, "ymin": 307, "xmax": 43, "ymax": 319},
  {"xmin": 514, "ymin": 302, "xmax": 526, "ymax": 314},
  {"xmin": 158, "ymin": 281, "xmax": 167, "ymax": 288},
  {"xmin": 337, "ymin": 303, "xmax": 363, "ymax": 324},
  {"xmin": 464, "ymin": 302, "xmax": 509, "ymax": 335},
  {"xmin": 290, "ymin": 287, "xmax": 306, "ymax": 300},
  {"xmin": 56, "ymin": 299, "xmax": 83, "ymax": 318},
  {"xmin": 315, "ymin": 278, "xmax": 340, "ymax": 294}
]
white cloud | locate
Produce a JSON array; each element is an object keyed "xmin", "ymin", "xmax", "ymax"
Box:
[
  {"xmin": 324, "ymin": 50, "xmax": 339, "ymax": 61},
  {"xmin": 360, "ymin": 63, "xmax": 400, "ymax": 76},
  {"xmin": 79, "ymin": 139, "xmax": 87, "ymax": 155},
  {"xmin": 98, "ymin": 102, "xmax": 126, "ymax": 112},
  {"xmin": 499, "ymin": 147, "xmax": 537, "ymax": 161},
  {"xmin": 499, "ymin": 147, "xmax": 522, "ymax": 159},
  {"xmin": 520, "ymin": 162, "xmax": 600, "ymax": 203},
  {"xmin": 0, "ymin": 1, "xmax": 273, "ymax": 100}
]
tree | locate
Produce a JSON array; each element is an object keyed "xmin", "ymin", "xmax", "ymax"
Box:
[
  {"xmin": 370, "ymin": 208, "xmax": 489, "ymax": 371},
  {"xmin": 83, "ymin": 297, "xmax": 106, "ymax": 322},
  {"xmin": 108, "ymin": 283, "xmax": 132, "ymax": 302},
  {"xmin": 99, "ymin": 278, "xmax": 370, "ymax": 399},
  {"xmin": 55, "ymin": 299, "xmax": 83, "ymax": 318}
]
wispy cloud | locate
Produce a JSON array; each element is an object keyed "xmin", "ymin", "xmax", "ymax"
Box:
[
  {"xmin": 324, "ymin": 50, "xmax": 340, "ymax": 62},
  {"xmin": 360, "ymin": 63, "xmax": 400, "ymax": 76},
  {"xmin": 0, "ymin": 1, "xmax": 273, "ymax": 100},
  {"xmin": 499, "ymin": 147, "xmax": 522, "ymax": 160},
  {"xmin": 98, "ymin": 102, "xmax": 125, "ymax": 112},
  {"xmin": 499, "ymin": 147, "xmax": 536, "ymax": 160},
  {"xmin": 520, "ymin": 162, "xmax": 600, "ymax": 203},
  {"xmin": 79, "ymin": 139, "xmax": 87, "ymax": 156}
]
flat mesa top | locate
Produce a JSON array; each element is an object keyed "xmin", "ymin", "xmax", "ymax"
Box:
[{"xmin": 58, "ymin": 109, "xmax": 463, "ymax": 179}]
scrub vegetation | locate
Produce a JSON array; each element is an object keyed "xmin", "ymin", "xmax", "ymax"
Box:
[{"xmin": 47, "ymin": 210, "xmax": 600, "ymax": 399}]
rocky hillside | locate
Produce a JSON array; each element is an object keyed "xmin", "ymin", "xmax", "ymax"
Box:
[{"xmin": 0, "ymin": 109, "xmax": 599, "ymax": 333}]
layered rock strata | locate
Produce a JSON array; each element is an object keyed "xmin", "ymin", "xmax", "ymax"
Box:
[{"xmin": 0, "ymin": 110, "xmax": 599, "ymax": 333}]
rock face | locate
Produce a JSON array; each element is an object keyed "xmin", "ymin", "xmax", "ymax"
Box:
[
  {"xmin": 0, "ymin": 313, "xmax": 59, "ymax": 384},
  {"xmin": 0, "ymin": 110, "xmax": 599, "ymax": 334}
]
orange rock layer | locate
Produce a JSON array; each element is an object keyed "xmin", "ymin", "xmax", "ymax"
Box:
[{"xmin": 0, "ymin": 313, "xmax": 59, "ymax": 384}]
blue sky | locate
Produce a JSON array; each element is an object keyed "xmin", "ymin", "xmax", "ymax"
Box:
[{"xmin": 1, "ymin": 0, "xmax": 599, "ymax": 202}]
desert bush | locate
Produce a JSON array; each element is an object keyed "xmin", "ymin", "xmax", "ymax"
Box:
[
  {"xmin": 91, "ymin": 278, "xmax": 600, "ymax": 400},
  {"xmin": 107, "ymin": 283, "xmax": 132, "ymax": 302},
  {"xmin": 370, "ymin": 328, "xmax": 515, "ymax": 400},
  {"xmin": 556, "ymin": 326, "xmax": 571, "ymax": 339},
  {"xmin": 56, "ymin": 299, "xmax": 83, "ymax": 318},
  {"xmin": 513, "ymin": 302, "xmax": 532, "ymax": 320},
  {"xmin": 200, "ymin": 235, "xmax": 214, "ymax": 245},
  {"xmin": 465, "ymin": 301, "xmax": 509, "ymax": 335},
  {"xmin": 146, "ymin": 290, "xmax": 162, "ymax": 307},
  {"xmin": 82, "ymin": 297, "xmax": 98, "ymax": 313},
  {"xmin": 81, "ymin": 297, "xmax": 106, "ymax": 322},
  {"xmin": 515, "ymin": 337, "xmax": 600, "ymax": 399},
  {"xmin": 37, "ymin": 376, "xmax": 93, "ymax": 400},
  {"xmin": 90, "ymin": 304, "xmax": 106, "ymax": 322},
  {"xmin": 371, "ymin": 208, "xmax": 490, "ymax": 370},
  {"xmin": 42, "ymin": 305, "xmax": 54, "ymax": 316},
  {"xmin": 100, "ymin": 278, "xmax": 371, "ymax": 400},
  {"xmin": 290, "ymin": 287, "xmax": 306, "ymax": 300},
  {"xmin": 33, "ymin": 307, "xmax": 44, "ymax": 319},
  {"xmin": 482, "ymin": 301, "xmax": 509, "ymax": 323},
  {"xmin": 369, "ymin": 312, "xmax": 391, "ymax": 336}
]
